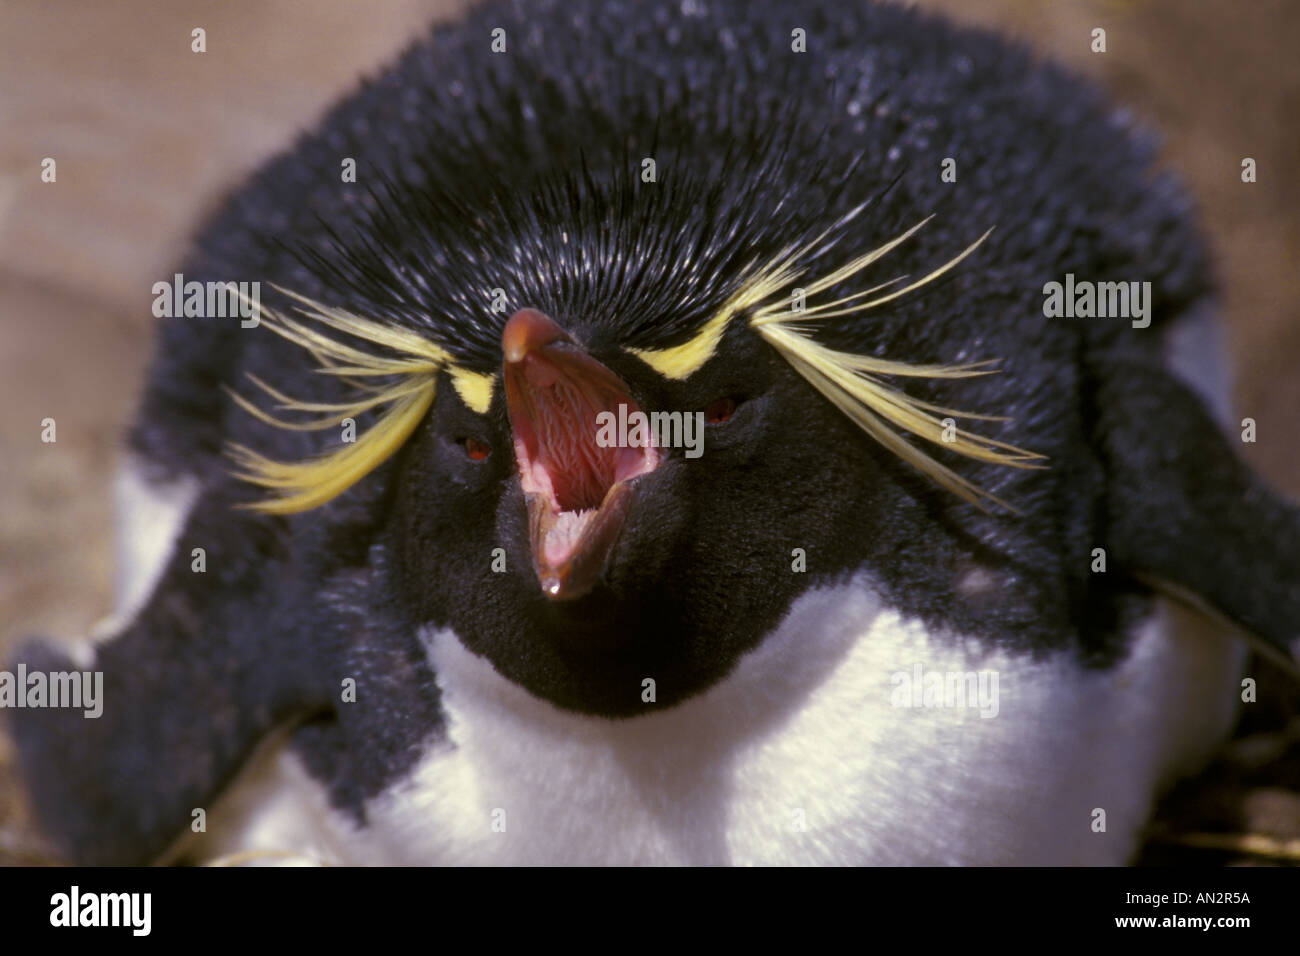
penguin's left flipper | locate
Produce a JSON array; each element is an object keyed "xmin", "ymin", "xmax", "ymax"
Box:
[
  {"xmin": 5, "ymin": 489, "xmax": 335, "ymax": 866},
  {"xmin": 1096, "ymin": 359, "xmax": 1300, "ymax": 674}
]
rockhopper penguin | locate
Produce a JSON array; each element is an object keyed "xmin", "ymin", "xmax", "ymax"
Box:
[{"xmin": 9, "ymin": 0, "xmax": 1300, "ymax": 865}]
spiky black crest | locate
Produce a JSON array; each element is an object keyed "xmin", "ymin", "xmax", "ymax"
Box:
[{"xmin": 285, "ymin": 98, "xmax": 880, "ymax": 373}]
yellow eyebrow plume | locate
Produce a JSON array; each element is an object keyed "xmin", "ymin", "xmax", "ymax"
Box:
[
  {"xmin": 231, "ymin": 217, "xmax": 1041, "ymax": 515},
  {"xmin": 629, "ymin": 216, "xmax": 1044, "ymax": 510},
  {"xmin": 748, "ymin": 220, "xmax": 1044, "ymax": 510},
  {"xmin": 625, "ymin": 218, "xmax": 843, "ymax": 381},
  {"xmin": 226, "ymin": 288, "xmax": 493, "ymax": 514},
  {"xmin": 230, "ymin": 387, "xmax": 435, "ymax": 514}
]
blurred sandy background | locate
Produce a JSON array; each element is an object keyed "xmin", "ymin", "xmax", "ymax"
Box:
[{"xmin": 0, "ymin": 0, "xmax": 1296, "ymax": 864}]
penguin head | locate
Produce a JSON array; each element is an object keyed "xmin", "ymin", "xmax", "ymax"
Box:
[
  {"xmin": 226, "ymin": 104, "xmax": 1044, "ymax": 717},
  {"xmin": 382, "ymin": 294, "xmax": 911, "ymax": 715}
]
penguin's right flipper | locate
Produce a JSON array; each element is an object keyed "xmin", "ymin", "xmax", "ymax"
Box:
[
  {"xmin": 1094, "ymin": 358, "xmax": 1300, "ymax": 674},
  {"xmin": 7, "ymin": 485, "xmax": 335, "ymax": 865}
]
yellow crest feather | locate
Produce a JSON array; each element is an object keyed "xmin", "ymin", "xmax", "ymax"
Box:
[
  {"xmin": 227, "ymin": 288, "xmax": 459, "ymax": 514},
  {"xmin": 746, "ymin": 219, "xmax": 1045, "ymax": 510},
  {"xmin": 231, "ymin": 218, "xmax": 1042, "ymax": 515},
  {"xmin": 230, "ymin": 387, "xmax": 435, "ymax": 514}
]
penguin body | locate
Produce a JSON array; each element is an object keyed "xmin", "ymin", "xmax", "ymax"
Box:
[
  {"xmin": 10, "ymin": 0, "xmax": 1298, "ymax": 866},
  {"xmin": 194, "ymin": 588, "xmax": 1243, "ymax": 866}
]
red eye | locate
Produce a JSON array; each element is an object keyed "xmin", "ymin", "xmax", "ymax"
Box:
[
  {"xmin": 704, "ymin": 397, "xmax": 737, "ymax": 424},
  {"xmin": 462, "ymin": 437, "xmax": 491, "ymax": 460}
]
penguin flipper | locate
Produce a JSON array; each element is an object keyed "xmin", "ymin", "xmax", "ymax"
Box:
[
  {"xmin": 1095, "ymin": 359, "xmax": 1300, "ymax": 672},
  {"xmin": 7, "ymin": 490, "xmax": 332, "ymax": 865}
]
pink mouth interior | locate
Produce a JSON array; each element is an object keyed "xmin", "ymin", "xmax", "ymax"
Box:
[{"xmin": 510, "ymin": 349, "xmax": 659, "ymax": 565}]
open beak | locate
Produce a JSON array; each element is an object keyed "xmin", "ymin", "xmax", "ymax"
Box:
[{"xmin": 502, "ymin": 308, "xmax": 660, "ymax": 601}]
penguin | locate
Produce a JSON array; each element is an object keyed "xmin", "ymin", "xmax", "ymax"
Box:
[{"xmin": 8, "ymin": 0, "xmax": 1298, "ymax": 866}]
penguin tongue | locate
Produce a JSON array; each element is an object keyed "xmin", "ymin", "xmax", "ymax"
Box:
[{"xmin": 502, "ymin": 308, "xmax": 659, "ymax": 600}]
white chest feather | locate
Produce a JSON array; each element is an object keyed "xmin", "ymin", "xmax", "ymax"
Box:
[{"xmin": 203, "ymin": 575, "xmax": 1243, "ymax": 865}]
